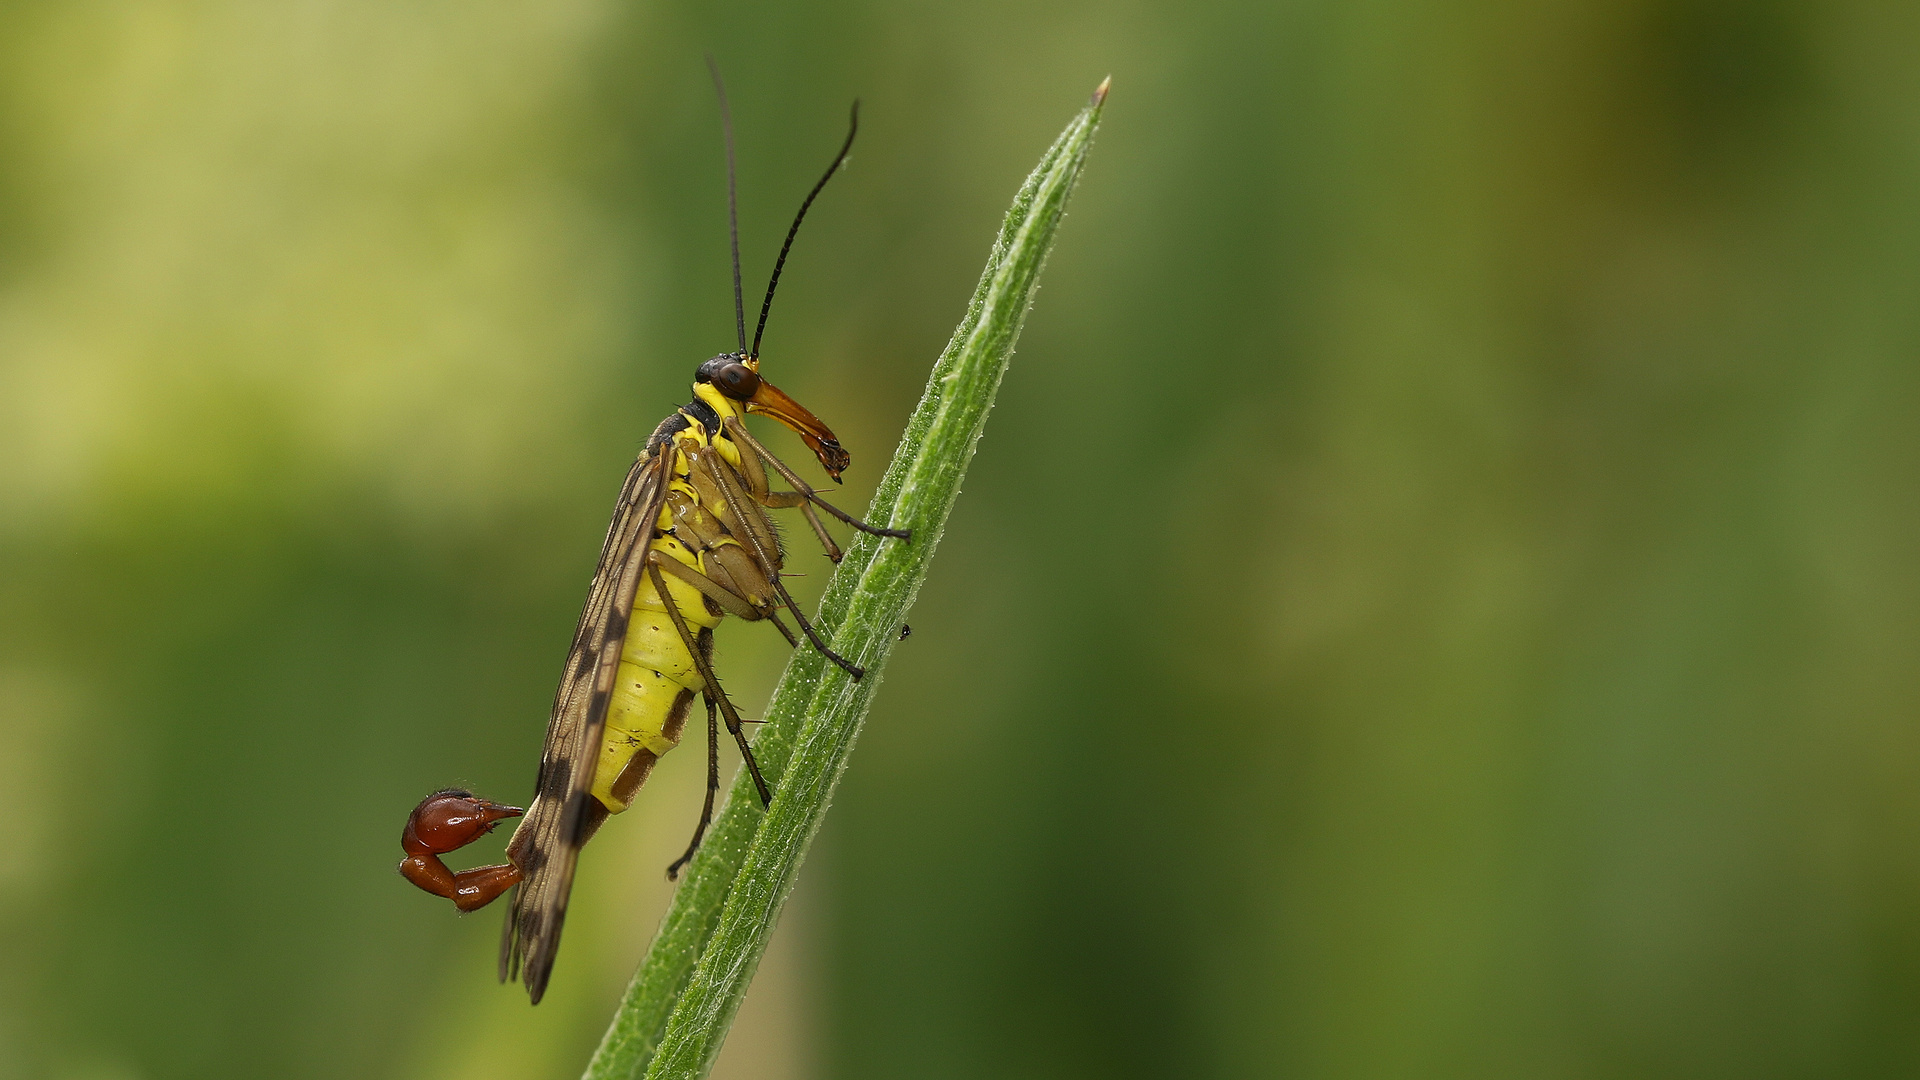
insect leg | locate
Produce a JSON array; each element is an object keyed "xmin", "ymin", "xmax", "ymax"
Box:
[
  {"xmin": 748, "ymin": 487, "xmax": 842, "ymax": 561},
  {"xmin": 646, "ymin": 557, "xmax": 774, "ymax": 805},
  {"xmin": 793, "ymin": 501, "xmax": 842, "ymax": 561},
  {"xmin": 768, "ymin": 576, "xmax": 864, "ymax": 679},
  {"xmin": 694, "ymin": 445, "xmax": 862, "ymax": 676},
  {"xmin": 725, "ymin": 417, "xmax": 912, "ymax": 539},
  {"xmin": 692, "ymin": 447, "xmax": 788, "ymax": 580},
  {"xmin": 720, "ymin": 424, "xmax": 844, "ymax": 559},
  {"xmin": 667, "ymin": 694, "xmax": 720, "ymax": 880},
  {"xmin": 727, "ymin": 411, "xmax": 772, "ymax": 497},
  {"xmin": 652, "ymin": 551, "xmax": 772, "ymax": 621},
  {"xmin": 663, "ymin": 491, "xmax": 799, "ymax": 650}
]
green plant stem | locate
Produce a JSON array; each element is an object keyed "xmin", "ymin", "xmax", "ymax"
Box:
[{"xmin": 583, "ymin": 79, "xmax": 1107, "ymax": 1080}]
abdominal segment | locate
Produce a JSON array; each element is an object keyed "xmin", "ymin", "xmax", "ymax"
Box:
[{"xmin": 589, "ymin": 520, "xmax": 723, "ymax": 812}]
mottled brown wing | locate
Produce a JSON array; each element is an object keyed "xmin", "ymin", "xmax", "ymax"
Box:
[{"xmin": 498, "ymin": 442, "xmax": 672, "ymax": 1003}]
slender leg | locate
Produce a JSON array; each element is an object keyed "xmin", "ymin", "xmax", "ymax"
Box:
[
  {"xmin": 770, "ymin": 577, "xmax": 864, "ymax": 679},
  {"xmin": 691, "ymin": 451, "xmax": 862, "ymax": 678},
  {"xmin": 727, "ymin": 458, "xmax": 842, "ymax": 560},
  {"xmin": 680, "ymin": 456, "xmax": 859, "ymax": 678},
  {"xmin": 726, "ymin": 411, "xmax": 772, "ymax": 497},
  {"xmin": 693, "ymin": 446, "xmax": 788, "ymax": 582},
  {"xmin": 737, "ymin": 484, "xmax": 843, "ymax": 561},
  {"xmin": 797, "ymin": 501, "xmax": 842, "ymax": 562},
  {"xmin": 668, "ymin": 695, "xmax": 720, "ymax": 880},
  {"xmin": 648, "ymin": 558, "xmax": 773, "ymax": 804},
  {"xmin": 726, "ymin": 418, "xmax": 911, "ymax": 539},
  {"xmin": 653, "ymin": 548, "xmax": 773, "ymax": 621}
]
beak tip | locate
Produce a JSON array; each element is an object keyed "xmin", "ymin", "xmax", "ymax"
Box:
[{"xmin": 747, "ymin": 377, "xmax": 851, "ymax": 478}]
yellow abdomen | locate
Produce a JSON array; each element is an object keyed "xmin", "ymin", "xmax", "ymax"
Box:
[{"xmin": 588, "ymin": 435, "xmax": 737, "ymax": 811}]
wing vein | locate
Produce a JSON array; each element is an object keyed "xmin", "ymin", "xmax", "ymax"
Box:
[{"xmin": 499, "ymin": 445, "xmax": 673, "ymax": 1001}]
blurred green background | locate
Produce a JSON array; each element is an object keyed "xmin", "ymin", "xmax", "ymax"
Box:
[{"xmin": 2, "ymin": 0, "xmax": 1917, "ymax": 1077}]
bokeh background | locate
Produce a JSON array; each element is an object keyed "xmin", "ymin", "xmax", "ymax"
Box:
[{"xmin": 2, "ymin": 0, "xmax": 1917, "ymax": 1077}]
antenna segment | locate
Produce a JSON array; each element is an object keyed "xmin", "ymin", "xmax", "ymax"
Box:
[
  {"xmin": 751, "ymin": 101, "xmax": 858, "ymax": 360},
  {"xmin": 706, "ymin": 57, "xmax": 747, "ymax": 354}
]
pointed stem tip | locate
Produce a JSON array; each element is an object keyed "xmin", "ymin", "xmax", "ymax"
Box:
[{"xmin": 1092, "ymin": 76, "xmax": 1111, "ymax": 106}]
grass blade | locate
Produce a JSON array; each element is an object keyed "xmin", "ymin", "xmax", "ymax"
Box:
[{"xmin": 583, "ymin": 78, "xmax": 1108, "ymax": 1080}]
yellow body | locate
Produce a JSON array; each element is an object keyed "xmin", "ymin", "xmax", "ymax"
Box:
[{"xmin": 590, "ymin": 384, "xmax": 751, "ymax": 811}]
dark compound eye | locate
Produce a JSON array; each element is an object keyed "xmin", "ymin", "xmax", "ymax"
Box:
[
  {"xmin": 712, "ymin": 361, "xmax": 761, "ymax": 399},
  {"xmin": 695, "ymin": 354, "xmax": 762, "ymax": 399}
]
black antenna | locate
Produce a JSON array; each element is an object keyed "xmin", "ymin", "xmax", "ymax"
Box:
[
  {"xmin": 750, "ymin": 100, "xmax": 858, "ymax": 361},
  {"xmin": 707, "ymin": 56, "xmax": 747, "ymax": 354}
]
